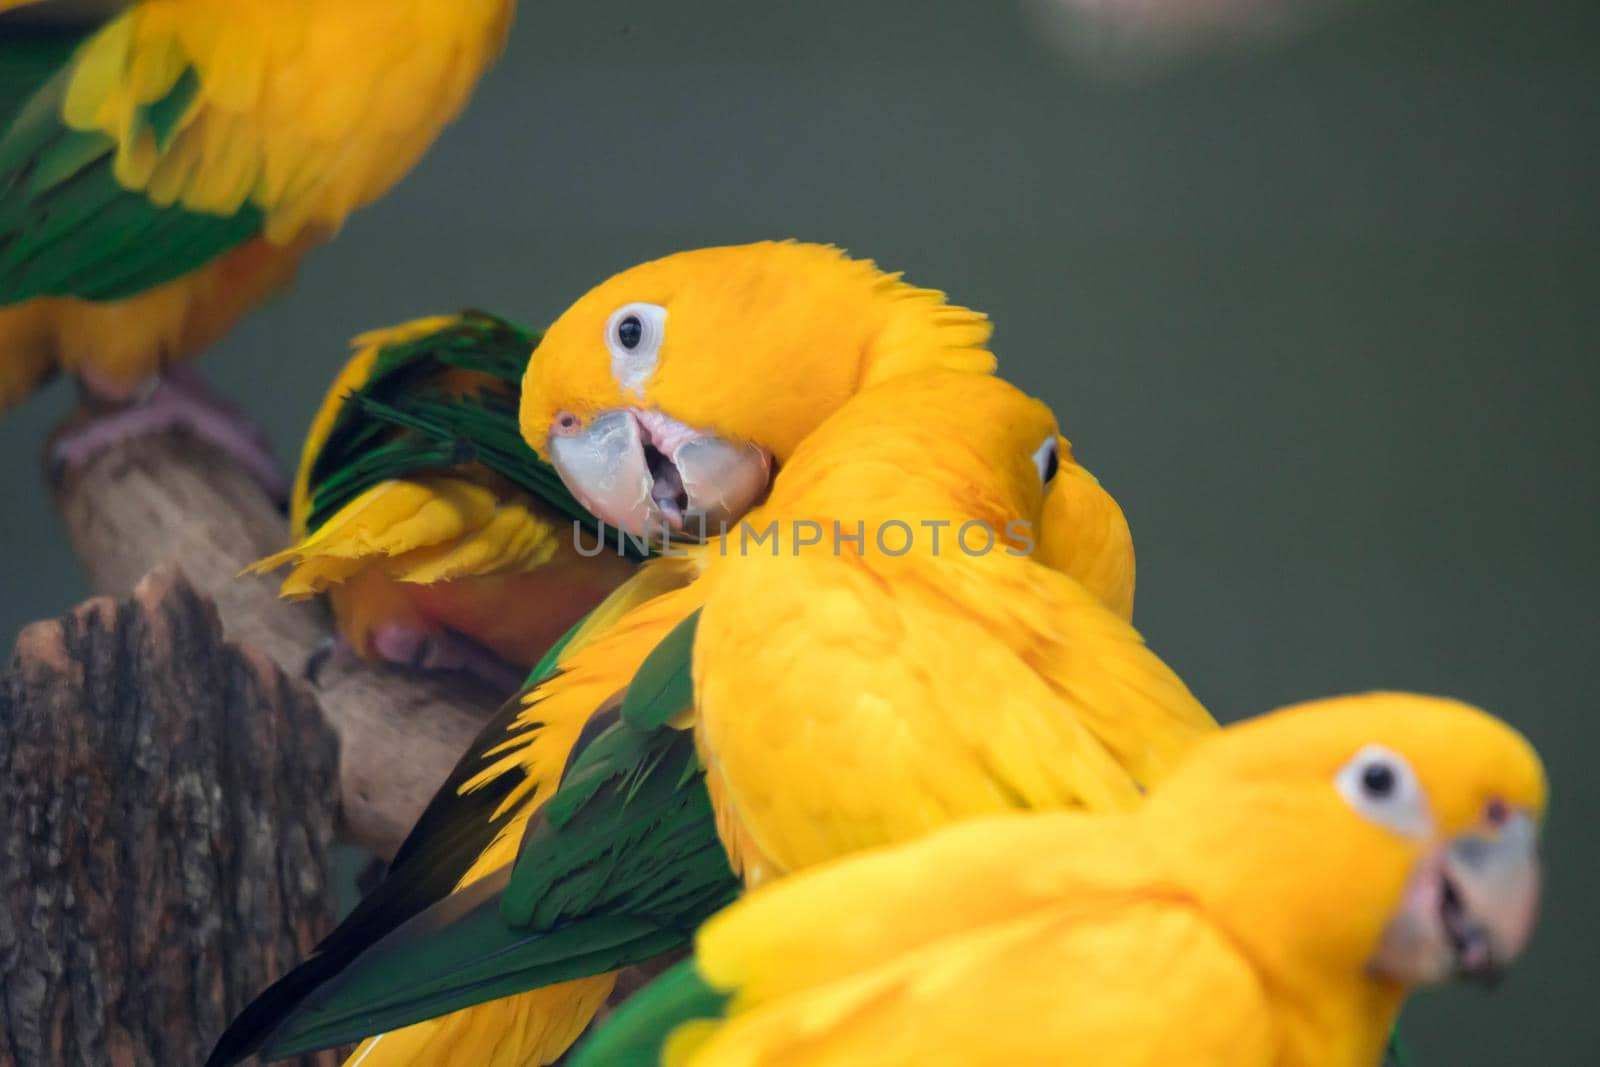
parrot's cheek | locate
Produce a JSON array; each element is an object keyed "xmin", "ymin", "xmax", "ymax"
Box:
[
  {"xmin": 548, "ymin": 408, "xmax": 771, "ymax": 540},
  {"xmin": 1369, "ymin": 812, "xmax": 1541, "ymax": 988}
]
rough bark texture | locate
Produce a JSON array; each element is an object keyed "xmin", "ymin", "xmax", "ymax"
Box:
[
  {"xmin": 0, "ymin": 567, "xmax": 339, "ymax": 1067},
  {"xmin": 48, "ymin": 425, "xmax": 497, "ymax": 858}
]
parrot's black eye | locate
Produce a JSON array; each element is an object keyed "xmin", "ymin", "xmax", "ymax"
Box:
[
  {"xmin": 1337, "ymin": 745, "xmax": 1431, "ymax": 839},
  {"xmin": 604, "ymin": 302, "xmax": 668, "ymax": 394},
  {"xmin": 1361, "ymin": 762, "xmax": 1397, "ymax": 798},
  {"xmin": 1031, "ymin": 436, "xmax": 1060, "ymax": 487},
  {"xmin": 616, "ymin": 315, "xmax": 643, "ymax": 351}
]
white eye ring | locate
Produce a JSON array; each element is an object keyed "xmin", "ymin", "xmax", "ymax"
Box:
[
  {"xmin": 1336, "ymin": 744, "xmax": 1432, "ymax": 840},
  {"xmin": 605, "ymin": 302, "xmax": 667, "ymax": 396},
  {"xmin": 1031, "ymin": 436, "xmax": 1061, "ymax": 487}
]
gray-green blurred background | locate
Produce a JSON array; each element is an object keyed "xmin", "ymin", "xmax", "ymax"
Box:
[{"xmin": 1, "ymin": 0, "xmax": 1594, "ymax": 1060}]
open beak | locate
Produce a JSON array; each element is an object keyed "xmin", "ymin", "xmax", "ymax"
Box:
[
  {"xmin": 1369, "ymin": 810, "xmax": 1541, "ymax": 987},
  {"xmin": 547, "ymin": 408, "xmax": 772, "ymax": 539}
]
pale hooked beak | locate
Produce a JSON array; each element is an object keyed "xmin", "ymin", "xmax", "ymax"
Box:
[
  {"xmin": 547, "ymin": 408, "xmax": 772, "ymax": 539},
  {"xmin": 1369, "ymin": 809, "xmax": 1541, "ymax": 987}
]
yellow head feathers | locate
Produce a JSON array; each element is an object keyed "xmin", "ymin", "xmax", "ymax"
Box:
[
  {"xmin": 750, "ymin": 368, "xmax": 1062, "ymax": 550},
  {"xmin": 1150, "ymin": 691, "xmax": 1546, "ymax": 836},
  {"xmin": 1034, "ymin": 443, "xmax": 1137, "ymax": 620},
  {"xmin": 519, "ymin": 241, "xmax": 995, "ymax": 466},
  {"xmin": 1146, "ymin": 691, "xmax": 1545, "ymax": 1000}
]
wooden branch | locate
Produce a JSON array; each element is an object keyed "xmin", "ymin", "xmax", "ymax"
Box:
[
  {"xmin": 0, "ymin": 568, "xmax": 339, "ymax": 1067},
  {"xmin": 47, "ymin": 421, "xmax": 497, "ymax": 859}
]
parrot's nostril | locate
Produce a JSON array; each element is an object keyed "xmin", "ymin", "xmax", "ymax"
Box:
[{"xmin": 553, "ymin": 411, "xmax": 582, "ymax": 436}]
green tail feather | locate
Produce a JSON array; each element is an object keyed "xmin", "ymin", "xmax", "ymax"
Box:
[
  {"xmin": 568, "ymin": 959, "xmax": 730, "ymax": 1067},
  {"xmin": 260, "ymin": 876, "xmax": 695, "ymax": 1060},
  {"xmin": 243, "ymin": 722, "xmax": 736, "ymax": 1061}
]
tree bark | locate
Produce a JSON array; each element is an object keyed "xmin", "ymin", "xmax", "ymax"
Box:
[
  {"xmin": 0, "ymin": 567, "xmax": 339, "ymax": 1067},
  {"xmin": 47, "ymin": 425, "xmax": 497, "ymax": 859}
]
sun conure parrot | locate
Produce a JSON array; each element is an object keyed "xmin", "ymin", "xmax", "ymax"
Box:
[
  {"xmin": 248, "ymin": 310, "xmax": 639, "ymax": 688},
  {"xmin": 574, "ymin": 691, "xmax": 1545, "ymax": 1067},
  {"xmin": 206, "ymin": 369, "xmax": 1199, "ymax": 1067},
  {"xmin": 0, "ymin": 0, "xmax": 513, "ymax": 475}
]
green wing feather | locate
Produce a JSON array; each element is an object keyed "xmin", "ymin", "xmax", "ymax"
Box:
[
  {"xmin": 208, "ymin": 606, "xmax": 725, "ymax": 1062},
  {"xmin": 248, "ymin": 722, "xmax": 735, "ymax": 1061},
  {"xmin": 568, "ymin": 959, "xmax": 729, "ymax": 1067},
  {"xmin": 0, "ymin": 41, "xmax": 263, "ymax": 304},
  {"xmin": 211, "ymin": 615, "xmax": 737, "ymax": 1064},
  {"xmin": 206, "ymin": 316, "xmax": 663, "ymax": 1064},
  {"xmin": 207, "ymin": 601, "xmax": 596, "ymax": 1067},
  {"xmin": 620, "ymin": 609, "xmax": 700, "ymax": 732},
  {"xmin": 301, "ymin": 309, "xmax": 537, "ymax": 527},
  {"xmin": 299, "ymin": 309, "xmax": 649, "ymax": 558}
]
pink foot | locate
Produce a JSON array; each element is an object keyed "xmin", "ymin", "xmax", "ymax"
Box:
[
  {"xmin": 369, "ymin": 623, "xmax": 527, "ymax": 693},
  {"xmin": 51, "ymin": 366, "xmax": 289, "ymax": 504}
]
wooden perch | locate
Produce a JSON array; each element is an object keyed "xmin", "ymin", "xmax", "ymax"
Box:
[
  {"xmin": 47, "ymin": 420, "xmax": 498, "ymax": 859},
  {"xmin": 0, "ymin": 567, "xmax": 339, "ymax": 1067}
]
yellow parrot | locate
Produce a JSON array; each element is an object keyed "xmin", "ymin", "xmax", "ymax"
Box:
[
  {"xmin": 574, "ymin": 691, "xmax": 1546, "ymax": 1067},
  {"xmin": 209, "ymin": 369, "xmax": 1192, "ymax": 1067},
  {"xmin": 0, "ymin": 0, "xmax": 513, "ymax": 475},
  {"xmin": 250, "ymin": 311, "xmax": 636, "ymax": 686},
  {"xmin": 686, "ymin": 369, "xmax": 1209, "ymax": 883}
]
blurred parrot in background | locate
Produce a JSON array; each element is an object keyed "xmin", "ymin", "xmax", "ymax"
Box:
[
  {"xmin": 0, "ymin": 0, "xmax": 514, "ymax": 478},
  {"xmin": 575, "ymin": 691, "xmax": 1546, "ymax": 1067},
  {"xmin": 208, "ymin": 369, "xmax": 1197, "ymax": 1067},
  {"xmin": 250, "ymin": 311, "xmax": 638, "ymax": 689}
]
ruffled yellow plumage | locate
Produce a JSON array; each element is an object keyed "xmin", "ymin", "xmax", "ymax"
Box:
[{"xmin": 0, "ymin": 0, "xmax": 513, "ymax": 406}]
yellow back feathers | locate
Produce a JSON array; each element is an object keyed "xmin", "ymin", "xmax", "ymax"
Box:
[{"xmin": 519, "ymin": 241, "xmax": 996, "ymax": 465}]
